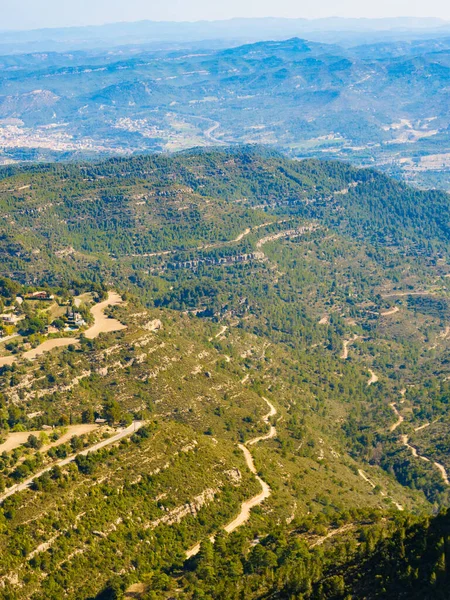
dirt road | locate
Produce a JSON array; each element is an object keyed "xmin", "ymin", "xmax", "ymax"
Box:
[
  {"xmin": 84, "ymin": 291, "xmax": 126, "ymax": 339},
  {"xmin": 381, "ymin": 291, "xmax": 436, "ymax": 298},
  {"xmin": 400, "ymin": 434, "xmax": 449, "ymax": 486},
  {"xmin": 186, "ymin": 398, "xmax": 277, "ymax": 558},
  {"xmin": 400, "ymin": 435, "xmax": 425, "ymax": 460},
  {"xmin": 0, "ymin": 421, "xmax": 143, "ymax": 504},
  {"xmin": 367, "ymin": 369, "xmax": 379, "ymax": 386},
  {"xmin": 256, "ymin": 224, "xmax": 318, "ymax": 249},
  {"xmin": 434, "ymin": 462, "xmax": 450, "ymax": 485},
  {"xmin": 23, "ymin": 338, "xmax": 79, "ymax": 360},
  {"xmin": 358, "ymin": 469, "xmax": 403, "ymax": 511},
  {"xmin": 247, "ymin": 397, "xmax": 277, "ymax": 446},
  {"xmin": 341, "ymin": 335, "xmax": 359, "ymax": 360},
  {"xmin": 0, "ymin": 355, "xmax": 16, "ymax": 367},
  {"xmin": 214, "ymin": 325, "xmax": 228, "ymax": 339},
  {"xmin": 389, "ymin": 403, "xmax": 404, "ymax": 432},
  {"xmin": 204, "ymin": 122, "xmax": 223, "ymax": 143},
  {"xmin": 0, "ymin": 424, "xmax": 98, "ymax": 454},
  {"xmin": 310, "ymin": 523, "xmax": 354, "ymax": 548},
  {"xmin": 123, "ymin": 220, "xmax": 286, "ymax": 259},
  {"xmin": 380, "ymin": 306, "xmax": 400, "ymax": 316}
]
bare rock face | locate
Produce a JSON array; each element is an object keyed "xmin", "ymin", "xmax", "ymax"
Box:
[{"xmin": 143, "ymin": 319, "xmax": 162, "ymax": 332}]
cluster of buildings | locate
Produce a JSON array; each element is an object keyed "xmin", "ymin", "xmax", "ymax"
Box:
[{"xmin": 0, "ymin": 291, "xmax": 87, "ymax": 341}]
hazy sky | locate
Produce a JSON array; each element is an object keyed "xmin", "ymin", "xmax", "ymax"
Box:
[{"xmin": 2, "ymin": 0, "xmax": 450, "ymax": 31}]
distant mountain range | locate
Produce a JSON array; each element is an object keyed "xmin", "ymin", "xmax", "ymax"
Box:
[
  {"xmin": 1, "ymin": 17, "xmax": 450, "ymax": 54},
  {"xmin": 1, "ymin": 30, "xmax": 450, "ymax": 189}
]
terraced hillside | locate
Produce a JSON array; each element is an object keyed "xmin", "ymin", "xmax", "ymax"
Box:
[
  {"xmin": 1, "ymin": 148, "xmax": 450, "ymax": 598},
  {"xmin": 0, "ymin": 292, "xmax": 429, "ymax": 598}
]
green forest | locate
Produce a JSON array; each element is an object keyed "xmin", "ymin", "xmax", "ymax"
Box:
[{"xmin": 0, "ymin": 148, "xmax": 449, "ymax": 598}]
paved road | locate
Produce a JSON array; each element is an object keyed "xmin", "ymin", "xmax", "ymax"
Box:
[{"xmin": 0, "ymin": 421, "xmax": 144, "ymax": 504}]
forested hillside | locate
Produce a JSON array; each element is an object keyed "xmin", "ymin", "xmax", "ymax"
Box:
[
  {"xmin": 1, "ymin": 148, "xmax": 450, "ymax": 598},
  {"xmin": 1, "ymin": 148, "xmax": 449, "ymax": 277}
]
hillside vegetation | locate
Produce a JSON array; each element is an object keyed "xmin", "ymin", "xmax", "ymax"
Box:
[{"xmin": 0, "ymin": 148, "xmax": 449, "ymax": 598}]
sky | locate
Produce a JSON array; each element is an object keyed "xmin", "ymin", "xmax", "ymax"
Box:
[{"xmin": 2, "ymin": 0, "xmax": 450, "ymax": 31}]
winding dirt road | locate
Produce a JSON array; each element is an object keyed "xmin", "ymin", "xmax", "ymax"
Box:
[
  {"xmin": 434, "ymin": 462, "xmax": 450, "ymax": 485},
  {"xmin": 400, "ymin": 434, "xmax": 449, "ymax": 486},
  {"xmin": 388, "ymin": 393, "xmax": 449, "ymax": 486},
  {"xmin": 204, "ymin": 121, "xmax": 224, "ymax": 144},
  {"xmin": 389, "ymin": 403, "xmax": 404, "ymax": 432},
  {"xmin": 358, "ymin": 469, "xmax": 404, "ymax": 511},
  {"xmin": 214, "ymin": 325, "xmax": 228, "ymax": 339},
  {"xmin": 186, "ymin": 397, "xmax": 277, "ymax": 558},
  {"xmin": 0, "ymin": 421, "xmax": 143, "ymax": 505},
  {"xmin": 84, "ymin": 292, "xmax": 126, "ymax": 339}
]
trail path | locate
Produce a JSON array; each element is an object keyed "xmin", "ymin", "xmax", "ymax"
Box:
[
  {"xmin": 0, "ymin": 422, "xmax": 143, "ymax": 504},
  {"xmin": 198, "ymin": 220, "xmax": 279, "ymax": 252},
  {"xmin": 341, "ymin": 335, "xmax": 359, "ymax": 360},
  {"xmin": 246, "ymin": 398, "xmax": 277, "ymax": 446},
  {"xmin": 414, "ymin": 422, "xmax": 431, "ymax": 432},
  {"xmin": 380, "ymin": 306, "xmax": 400, "ymax": 316},
  {"xmin": 214, "ymin": 325, "xmax": 228, "ymax": 339},
  {"xmin": 124, "ymin": 220, "xmax": 279, "ymax": 258},
  {"xmin": 389, "ymin": 403, "xmax": 404, "ymax": 432},
  {"xmin": 358, "ymin": 469, "xmax": 403, "ymax": 511},
  {"xmin": 400, "ymin": 435, "xmax": 425, "ymax": 460},
  {"xmin": 434, "ymin": 462, "xmax": 450, "ymax": 485},
  {"xmin": 234, "ymin": 228, "xmax": 251, "ymax": 242},
  {"xmin": 381, "ymin": 291, "xmax": 436, "ymax": 298},
  {"xmin": 388, "ymin": 388, "xmax": 449, "ymax": 486},
  {"xmin": 310, "ymin": 523, "xmax": 354, "ymax": 548},
  {"xmin": 255, "ymin": 224, "xmax": 318, "ymax": 249},
  {"xmin": 186, "ymin": 397, "xmax": 277, "ymax": 558},
  {"xmin": 439, "ymin": 326, "xmax": 450, "ymax": 340}
]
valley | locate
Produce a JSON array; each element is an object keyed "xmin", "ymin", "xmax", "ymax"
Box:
[
  {"xmin": 0, "ymin": 147, "xmax": 449, "ymax": 598},
  {"xmin": 2, "ymin": 36, "xmax": 450, "ymax": 189}
]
